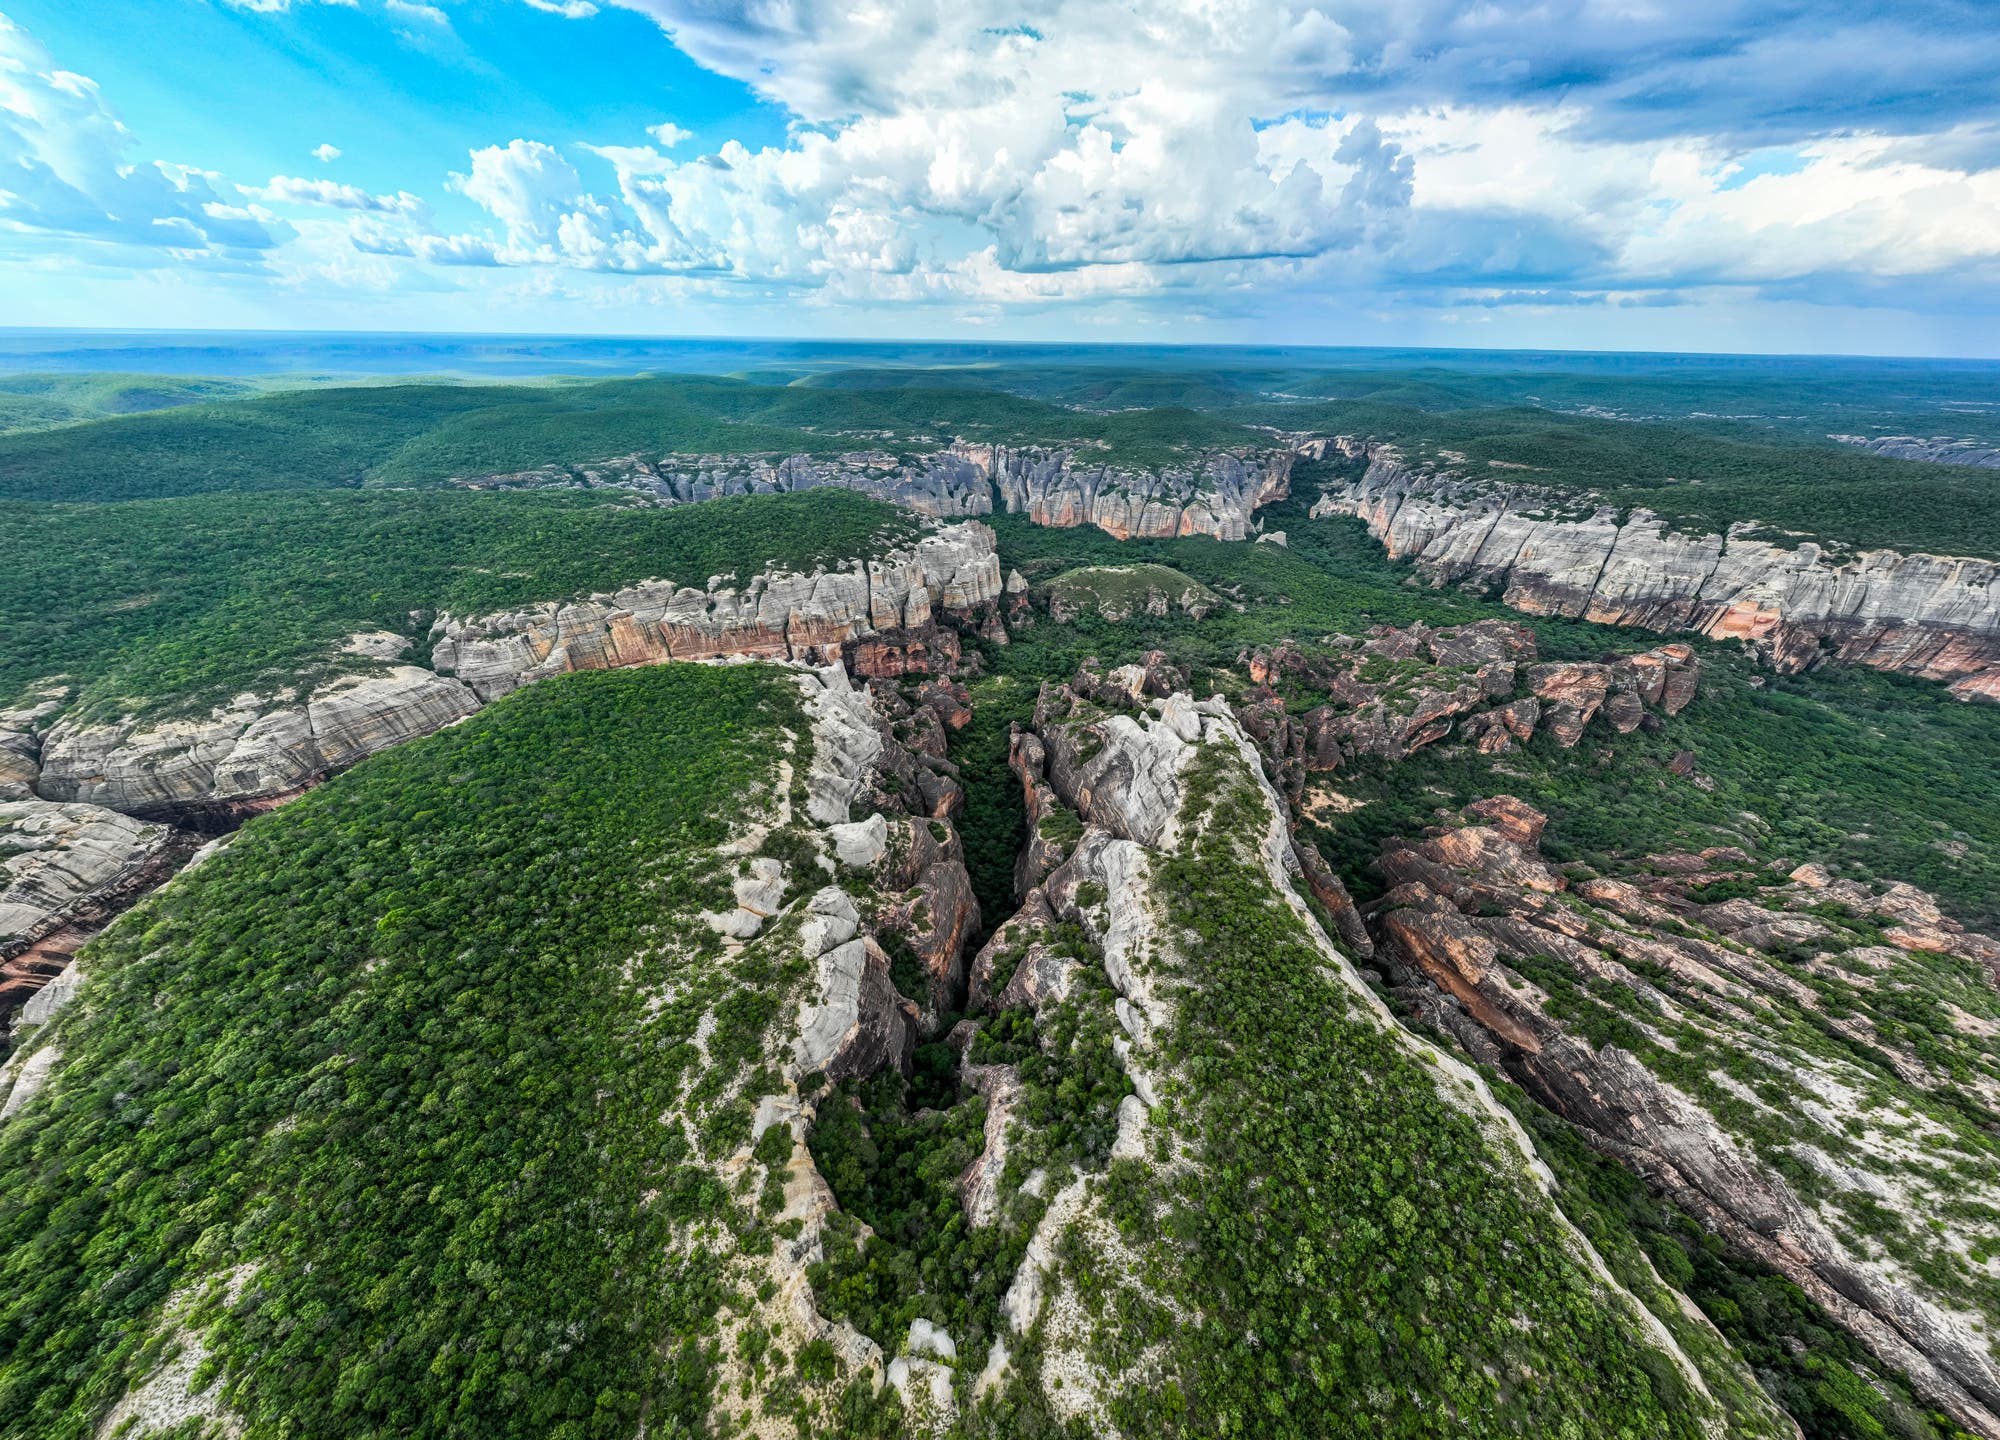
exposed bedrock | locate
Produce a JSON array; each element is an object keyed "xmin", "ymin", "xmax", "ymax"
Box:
[
  {"xmin": 1311, "ymin": 449, "xmax": 2000, "ymax": 701},
  {"xmin": 803, "ymin": 664, "xmax": 981, "ymax": 1033},
  {"xmin": 35, "ymin": 668, "xmax": 481, "ymax": 830},
  {"xmin": 960, "ymin": 441, "xmax": 1293, "ymax": 541},
  {"xmin": 1233, "ymin": 620, "xmax": 1699, "ymax": 807},
  {"xmin": 0, "ymin": 800, "xmax": 194, "ymax": 1028},
  {"xmin": 24, "ymin": 523, "xmax": 1002, "ymax": 828},
  {"xmin": 431, "ymin": 522, "xmax": 1003, "ymax": 701},
  {"xmin": 1833, "ymin": 435, "xmax": 2000, "ymax": 470},
  {"xmin": 463, "ymin": 442, "xmax": 1295, "ymax": 544},
  {"xmin": 1365, "ymin": 799, "xmax": 2000, "ymax": 1436}
]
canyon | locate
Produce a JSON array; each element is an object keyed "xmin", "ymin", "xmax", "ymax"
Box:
[{"xmin": 6, "ymin": 417, "xmax": 2000, "ymax": 1437}]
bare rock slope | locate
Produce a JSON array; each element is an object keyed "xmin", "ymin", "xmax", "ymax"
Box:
[
  {"xmin": 1368, "ymin": 799, "xmax": 2000, "ymax": 1435},
  {"xmin": 463, "ymin": 441, "xmax": 1295, "ymax": 544},
  {"xmin": 23, "ymin": 522, "xmax": 1003, "ymax": 826},
  {"xmin": 1311, "ymin": 446, "xmax": 2000, "ymax": 701}
]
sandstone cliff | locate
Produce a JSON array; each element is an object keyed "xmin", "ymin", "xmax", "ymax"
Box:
[
  {"xmin": 1310, "ymin": 447, "xmax": 2000, "ymax": 701},
  {"xmin": 431, "ymin": 522, "xmax": 1002, "ymax": 701},
  {"xmin": 963, "ymin": 441, "xmax": 1292, "ymax": 540},
  {"xmin": 35, "ymin": 667, "xmax": 483, "ymax": 828},
  {"xmin": 462, "ymin": 441, "xmax": 1294, "ymax": 543},
  {"xmin": 1367, "ymin": 799, "xmax": 2000, "ymax": 1436},
  {"xmin": 1834, "ymin": 435, "xmax": 2000, "ymax": 470},
  {"xmin": 0, "ymin": 800, "xmax": 190, "ymax": 1026},
  {"xmin": 19, "ymin": 522, "xmax": 1003, "ymax": 828}
]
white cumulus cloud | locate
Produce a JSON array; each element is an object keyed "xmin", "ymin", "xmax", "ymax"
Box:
[
  {"xmin": 257, "ymin": 175, "xmax": 425, "ymax": 213},
  {"xmin": 0, "ymin": 15, "xmax": 290, "ymax": 259}
]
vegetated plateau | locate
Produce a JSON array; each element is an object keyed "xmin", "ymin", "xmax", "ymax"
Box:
[{"xmin": 3, "ymin": 354, "xmax": 2000, "ymax": 1440}]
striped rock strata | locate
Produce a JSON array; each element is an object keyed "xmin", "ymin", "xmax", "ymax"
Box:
[{"xmin": 1310, "ymin": 448, "xmax": 2000, "ymax": 702}]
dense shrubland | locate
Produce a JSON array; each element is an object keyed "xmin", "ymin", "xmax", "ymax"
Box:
[
  {"xmin": 0, "ymin": 664, "xmax": 804, "ymax": 1440},
  {"xmin": 2, "ymin": 487, "xmax": 914, "ymax": 718}
]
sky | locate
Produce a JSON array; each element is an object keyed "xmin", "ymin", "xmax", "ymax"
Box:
[{"xmin": 2, "ymin": 0, "xmax": 1999, "ymax": 355}]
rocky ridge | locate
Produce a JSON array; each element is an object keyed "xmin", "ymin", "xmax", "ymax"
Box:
[
  {"xmin": 1309, "ymin": 445, "xmax": 2000, "ymax": 702},
  {"xmin": 734, "ymin": 662, "xmax": 993, "ymax": 1428},
  {"xmin": 18, "ymin": 522, "xmax": 1003, "ymax": 828},
  {"xmin": 1231, "ymin": 618, "xmax": 1701, "ymax": 806},
  {"xmin": 1365, "ymin": 798, "xmax": 2000, "ymax": 1436},
  {"xmin": 930, "ymin": 666, "xmax": 1787, "ymax": 1435},
  {"xmin": 461, "ymin": 440, "xmax": 1294, "ymax": 543},
  {"xmin": 1834, "ymin": 435, "xmax": 2000, "ymax": 470}
]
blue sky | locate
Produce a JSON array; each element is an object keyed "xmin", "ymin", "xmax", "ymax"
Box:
[{"xmin": 3, "ymin": 0, "xmax": 1999, "ymax": 355}]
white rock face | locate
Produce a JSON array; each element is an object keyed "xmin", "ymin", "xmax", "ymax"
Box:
[
  {"xmin": 792, "ymin": 936, "xmax": 915, "ymax": 1082},
  {"xmin": 961, "ymin": 443, "xmax": 1294, "ymax": 541},
  {"xmin": 36, "ymin": 668, "xmax": 480, "ymax": 820},
  {"xmin": 905, "ymin": 1318, "xmax": 957, "ymax": 1363},
  {"xmin": 456, "ymin": 443, "xmax": 1294, "ymax": 545},
  {"xmin": 1314, "ymin": 448, "xmax": 2000, "ymax": 701},
  {"xmin": 459, "ymin": 446, "xmax": 1003, "ymax": 517},
  {"xmin": 957, "ymin": 1062, "xmax": 1024, "ymax": 1227},
  {"xmin": 828, "ymin": 813, "xmax": 889, "ymax": 869},
  {"xmin": 1044, "ymin": 711, "xmax": 1192, "ymax": 850},
  {"xmin": 885, "ymin": 1355, "xmax": 955, "ymax": 1425},
  {"xmin": 430, "ymin": 523, "xmax": 1003, "ymax": 702},
  {"xmin": 1109, "ymin": 1094, "xmax": 1149, "ymax": 1161},
  {"xmin": 17, "ymin": 967, "xmax": 82, "ymax": 1027},
  {"xmin": 0, "ymin": 800, "xmax": 168, "ymax": 946},
  {"xmin": 0, "ymin": 1044, "xmax": 59, "ymax": 1121},
  {"xmin": 0, "ymin": 693, "xmax": 64, "ymax": 801},
  {"xmin": 1834, "ymin": 435, "xmax": 2000, "ymax": 469},
  {"xmin": 798, "ymin": 886, "xmax": 861, "ymax": 959},
  {"xmin": 799, "ymin": 664, "xmax": 886, "ymax": 827}
]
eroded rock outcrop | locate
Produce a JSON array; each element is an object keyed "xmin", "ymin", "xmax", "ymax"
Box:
[
  {"xmin": 0, "ymin": 800, "xmax": 191, "ymax": 1026},
  {"xmin": 1367, "ymin": 799, "xmax": 2000, "ymax": 1436},
  {"xmin": 970, "ymin": 442, "xmax": 1292, "ymax": 541},
  {"xmin": 1312, "ymin": 447, "xmax": 2000, "ymax": 701},
  {"xmin": 462, "ymin": 442, "xmax": 1295, "ymax": 544},
  {"xmin": 796, "ymin": 664, "xmax": 979, "ymax": 1041},
  {"xmin": 35, "ymin": 668, "xmax": 481, "ymax": 829},
  {"xmin": 1834, "ymin": 435, "xmax": 2000, "ymax": 470},
  {"xmin": 1233, "ymin": 620, "xmax": 1699, "ymax": 806},
  {"xmin": 0, "ymin": 693, "xmax": 64, "ymax": 801},
  {"xmin": 432, "ymin": 522, "xmax": 1003, "ymax": 702}
]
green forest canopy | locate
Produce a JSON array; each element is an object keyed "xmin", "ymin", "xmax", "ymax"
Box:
[
  {"xmin": 0, "ymin": 662, "xmax": 804, "ymax": 1440},
  {"xmin": 1, "ymin": 487, "xmax": 915, "ymax": 719}
]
